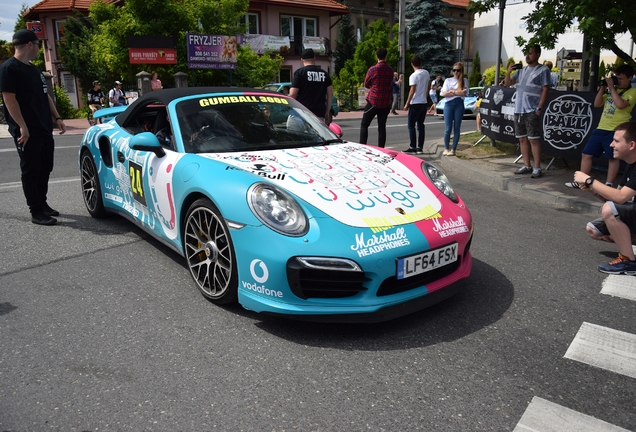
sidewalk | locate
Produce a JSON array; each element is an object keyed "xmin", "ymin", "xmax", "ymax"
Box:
[
  {"xmin": 0, "ymin": 110, "xmax": 602, "ymax": 213},
  {"xmin": 0, "ymin": 118, "xmax": 89, "ymax": 138}
]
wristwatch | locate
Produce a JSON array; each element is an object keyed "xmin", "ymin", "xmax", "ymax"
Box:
[{"xmin": 585, "ymin": 177, "xmax": 594, "ymax": 187}]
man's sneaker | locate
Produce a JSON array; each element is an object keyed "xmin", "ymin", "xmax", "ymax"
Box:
[
  {"xmin": 403, "ymin": 148, "xmax": 417, "ymax": 154},
  {"xmin": 43, "ymin": 203, "xmax": 60, "ymax": 217},
  {"xmin": 598, "ymin": 253, "xmax": 636, "ymax": 275},
  {"xmin": 565, "ymin": 181, "xmax": 580, "ymax": 189},
  {"xmin": 515, "ymin": 166, "xmax": 533, "ymax": 175},
  {"xmin": 531, "ymin": 169, "xmax": 543, "ymax": 179},
  {"xmin": 416, "ymin": 148, "xmax": 423, "ymax": 154},
  {"xmin": 31, "ymin": 213, "xmax": 57, "ymax": 226}
]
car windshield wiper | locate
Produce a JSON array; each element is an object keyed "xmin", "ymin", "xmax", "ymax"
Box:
[{"xmin": 322, "ymin": 139, "xmax": 343, "ymax": 145}]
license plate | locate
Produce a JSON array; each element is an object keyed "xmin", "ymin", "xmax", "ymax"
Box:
[{"xmin": 396, "ymin": 243, "xmax": 458, "ymax": 280}]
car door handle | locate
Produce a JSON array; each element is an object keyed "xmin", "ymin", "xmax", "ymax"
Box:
[{"xmin": 117, "ymin": 151, "xmax": 125, "ymax": 163}]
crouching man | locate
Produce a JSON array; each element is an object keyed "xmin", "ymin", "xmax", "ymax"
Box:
[{"xmin": 574, "ymin": 121, "xmax": 636, "ymax": 274}]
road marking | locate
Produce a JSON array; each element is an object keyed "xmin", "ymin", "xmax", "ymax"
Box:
[
  {"xmin": 513, "ymin": 397, "xmax": 631, "ymax": 432},
  {"xmin": 0, "ymin": 145, "xmax": 79, "ymax": 153},
  {"xmin": 601, "ymin": 275, "xmax": 636, "ymax": 301},
  {"xmin": 564, "ymin": 322, "xmax": 636, "ymax": 379},
  {"xmin": 0, "ymin": 177, "xmax": 77, "ymax": 190}
]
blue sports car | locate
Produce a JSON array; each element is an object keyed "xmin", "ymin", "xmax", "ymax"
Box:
[{"xmin": 81, "ymin": 88, "xmax": 473, "ymax": 322}]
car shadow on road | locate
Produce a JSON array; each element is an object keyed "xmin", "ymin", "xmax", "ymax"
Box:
[{"xmin": 251, "ymin": 258, "xmax": 514, "ymax": 350}]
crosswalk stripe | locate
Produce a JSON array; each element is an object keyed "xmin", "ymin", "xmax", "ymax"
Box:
[
  {"xmin": 564, "ymin": 322, "xmax": 636, "ymax": 379},
  {"xmin": 513, "ymin": 396, "xmax": 631, "ymax": 432},
  {"xmin": 601, "ymin": 274, "xmax": 636, "ymax": 301}
]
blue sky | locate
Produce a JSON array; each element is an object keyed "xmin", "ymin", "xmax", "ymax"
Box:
[{"xmin": 0, "ymin": 0, "xmax": 31, "ymax": 42}]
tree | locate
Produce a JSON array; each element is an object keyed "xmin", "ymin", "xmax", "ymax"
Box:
[
  {"xmin": 333, "ymin": 5, "xmax": 356, "ymax": 75},
  {"xmin": 333, "ymin": 20, "xmax": 400, "ymax": 111},
  {"xmin": 470, "ymin": 50, "xmax": 482, "ymax": 86},
  {"xmin": 469, "ymin": 0, "xmax": 636, "ymax": 69},
  {"xmin": 14, "ymin": 4, "xmax": 29, "ymax": 33},
  {"xmin": 405, "ymin": 0, "xmax": 455, "ymax": 76},
  {"xmin": 58, "ymin": 0, "xmax": 282, "ymax": 94}
]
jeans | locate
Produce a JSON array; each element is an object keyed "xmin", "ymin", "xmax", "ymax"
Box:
[
  {"xmin": 359, "ymin": 102, "xmax": 390, "ymax": 147},
  {"xmin": 407, "ymin": 103, "xmax": 428, "ymax": 149},
  {"xmin": 443, "ymin": 97, "xmax": 464, "ymax": 151},
  {"xmin": 391, "ymin": 93, "xmax": 399, "ymax": 112}
]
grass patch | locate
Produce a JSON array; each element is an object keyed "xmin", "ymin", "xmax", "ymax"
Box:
[{"xmin": 456, "ymin": 132, "xmax": 520, "ymax": 159}]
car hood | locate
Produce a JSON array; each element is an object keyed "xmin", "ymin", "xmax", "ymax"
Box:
[{"xmin": 199, "ymin": 144, "xmax": 442, "ymax": 229}]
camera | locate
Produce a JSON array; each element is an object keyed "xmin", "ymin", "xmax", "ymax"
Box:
[
  {"xmin": 512, "ymin": 63, "xmax": 523, "ymax": 70},
  {"xmin": 599, "ymin": 76, "xmax": 619, "ymax": 87}
]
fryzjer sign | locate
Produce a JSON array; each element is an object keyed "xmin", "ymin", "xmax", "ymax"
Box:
[
  {"xmin": 479, "ymin": 86, "xmax": 602, "ymax": 161},
  {"xmin": 186, "ymin": 33, "xmax": 239, "ymax": 69}
]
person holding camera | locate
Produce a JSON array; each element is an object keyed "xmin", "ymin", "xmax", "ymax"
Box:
[
  {"xmin": 572, "ymin": 121, "xmax": 636, "ymax": 274},
  {"xmin": 565, "ymin": 65, "xmax": 636, "ymax": 189},
  {"xmin": 505, "ymin": 44, "xmax": 551, "ymax": 178}
]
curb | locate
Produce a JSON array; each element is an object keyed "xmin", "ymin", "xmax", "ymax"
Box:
[{"xmin": 435, "ymin": 148, "xmax": 603, "ymax": 213}]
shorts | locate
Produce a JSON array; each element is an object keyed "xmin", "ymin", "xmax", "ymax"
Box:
[
  {"xmin": 514, "ymin": 112, "xmax": 542, "ymax": 140},
  {"xmin": 587, "ymin": 201, "xmax": 636, "ymax": 238},
  {"xmin": 582, "ymin": 128, "xmax": 615, "ymax": 159},
  {"xmin": 429, "ymin": 93, "xmax": 438, "ymax": 104}
]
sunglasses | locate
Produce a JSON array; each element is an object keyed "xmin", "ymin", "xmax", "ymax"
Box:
[{"xmin": 452, "ymin": 69, "xmax": 462, "ymax": 72}]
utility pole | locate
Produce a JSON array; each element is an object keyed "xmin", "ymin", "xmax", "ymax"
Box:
[{"xmin": 398, "ymin": 0, "xmax": 406, "ymax": 106}]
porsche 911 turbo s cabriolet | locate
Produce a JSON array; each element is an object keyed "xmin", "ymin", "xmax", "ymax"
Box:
[{"xmin": 80, "ymin": 87, "xmax": 473, "ymax": 322}]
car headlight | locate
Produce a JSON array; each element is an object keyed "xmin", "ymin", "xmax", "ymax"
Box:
[
  {"xmin": 422, "ymin": 162, "xmax": 458, "ymax": 203},
  {"xmin": 248, "ymin": 183, "xmax": 308, "ymax": 236}
]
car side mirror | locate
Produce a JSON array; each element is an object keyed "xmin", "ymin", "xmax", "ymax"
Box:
[
  {"xmin": 329, "ymin": 122, "xmax": 343, "ymax": 138},
  {"xmin": 130, "ymin": 132, "xmax": 166, "ymax": 158}
]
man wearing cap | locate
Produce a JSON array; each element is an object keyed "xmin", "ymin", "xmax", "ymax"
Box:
[
  {"xmin": 109, "ymin": 81, "xmax": 128, "ymax": 107},
  {"xmin": 87, "ymin": 80, "xmax": 105, "ymax": 124},
  {"xmin": 0, "ymin": 29, "xmax": 66, "ymax": 226},
  {"xmin": 290, "ymin": 48, "xmax": 333, "ymax": 124}
]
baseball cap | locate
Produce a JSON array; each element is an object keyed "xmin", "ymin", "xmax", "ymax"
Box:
[
  {"xmin": 301, "ymin": 48, "xmax": 315, "ymax": 59},
  {"xmin": 12, "ymin": 29, "xmax": 38, "ymax": 46},
  {"xmin": 115, "ymin": 80, "xmax": 122, "ymax": 85}
]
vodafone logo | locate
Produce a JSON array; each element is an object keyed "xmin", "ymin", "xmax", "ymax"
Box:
[{"xmin": 250, "ymin": 259, "xmax": 269, "ymax": 283}]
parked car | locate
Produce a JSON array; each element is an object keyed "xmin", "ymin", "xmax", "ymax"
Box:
[
  {"xmin": 435, "ymin": 87, "xmax": 484, "ymax": 116},
  {"xmin": 81, "ymin": 87, "xmax": 473, "ymax": 322},
  {"xmin": 263, "ymin": 82, "xmax": 339, "ymax": 117}
]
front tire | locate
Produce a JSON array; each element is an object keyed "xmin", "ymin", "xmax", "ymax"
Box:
[
  {"xmin": 80, "ymin": 151, "xmax": 107, "ymax": 218},
  {"xmin": 184, "ymin": 198, "xmax": 238, "ymax": 304}
]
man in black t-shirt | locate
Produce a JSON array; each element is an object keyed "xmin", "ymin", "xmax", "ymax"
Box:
[
  {"xmin": 87, "ymin": 80, "xmax": 105, "ymax": 124},
  {"xmin": 574, "ymin": 121, "xmax": 636, "ymax": 274},
  {"xmin": 290, "ymin": 49, "xmax": 333, "ymax": 124},
  {"xmin": 0, "ymin": 29, "xmax": 66, "ymax": 225}
]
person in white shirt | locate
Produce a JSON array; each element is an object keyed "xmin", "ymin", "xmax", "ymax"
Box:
[
  {"xmin": 108, "ymin": 81, "xmax": 128, "ymax": 107},
  {"xmin": 440, "ymin": 62, "xmax": 469, "ymax": 156},
  {"xmin": 402, "ymin": 55, "xmax": 430, "ymax": 154}
]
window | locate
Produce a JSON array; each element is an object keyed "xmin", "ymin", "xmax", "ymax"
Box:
[
  {"xmin": 281, "ymin": 16, "xmax": 317, "ymax": 40},
  {"xmin": 244, "ymin": 13, "xmax": 260, "ymax": 34},
  {"xmin": 455, "ymin": 29, "xmax": 464, "ymax": 50}
]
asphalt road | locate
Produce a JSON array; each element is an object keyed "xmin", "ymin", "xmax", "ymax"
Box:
[{"xmin": 0, "ymin": 117, "xmax": 634, "ymax": 430}]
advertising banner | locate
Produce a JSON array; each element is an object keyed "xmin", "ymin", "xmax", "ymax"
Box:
[
  {"xmin": 187, "ymin": 33, "xmax": 239, "ymax": 69},
  {"xmin": 479, "ymin": 86, "xmax": 602, "ymax": 161},
  {"xmin": 242, "ymin": 35, "xmax": 290, "ymax": 55},
  {"xmin": 128, "ymin": 48, "xmax": 177, "ymax": 64}
]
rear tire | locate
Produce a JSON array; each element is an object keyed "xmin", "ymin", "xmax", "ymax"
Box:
[{"xmin": 183, "ymin": 198, "xmax": 238, "ymax": 304}]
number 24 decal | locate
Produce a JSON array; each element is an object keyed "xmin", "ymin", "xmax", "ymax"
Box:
[{"xmin": 129, "ymin": 161, "xmax": 147, "ymax": 206}]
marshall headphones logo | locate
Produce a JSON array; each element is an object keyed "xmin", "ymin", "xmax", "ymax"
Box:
[{"xmin": 543, "ymin": 94, "xmax": 593, "ymax": 150}]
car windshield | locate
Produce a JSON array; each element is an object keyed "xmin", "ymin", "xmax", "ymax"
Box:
[
  {"xmin": 261, "ymin": 84, "xmax": 281, "ymax": 92},
  {"xmin": 175, "ymin": 95, "xmax": 339, "ymax": 154}
]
